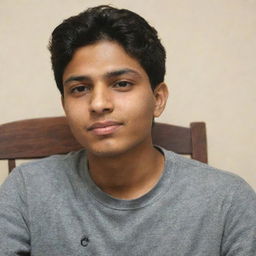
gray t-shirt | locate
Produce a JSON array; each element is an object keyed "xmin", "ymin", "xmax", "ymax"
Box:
[{"xmin": 0, "ymin": 148, "xmax": 256, "ymax": 255}]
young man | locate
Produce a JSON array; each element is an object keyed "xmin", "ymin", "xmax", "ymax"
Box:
[{"xmin": 0, "ymin": 5, "xmax": 255, "ymax": 256}]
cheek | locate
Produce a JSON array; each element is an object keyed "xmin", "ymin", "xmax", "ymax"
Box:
[
  {"xmin": 116, "ymin": 91, "xmax": 155, "ymax": 122},
  {"xmin": 63, "ymin": 99, "xmax": 89, "ymax": 127}
]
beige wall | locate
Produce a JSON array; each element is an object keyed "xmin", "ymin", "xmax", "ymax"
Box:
[{"xmin": 0, "ymin": 0, "xmax": 255, "ymax": 190}]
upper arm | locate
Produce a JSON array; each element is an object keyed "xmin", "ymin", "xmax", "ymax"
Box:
[
  {"xmin": 221, "ymin": 179, "xmax": 256, "ymax": 256},
  {"xmin": 0, "ymin": 168, "xmax": 30, "ymax": 255}
]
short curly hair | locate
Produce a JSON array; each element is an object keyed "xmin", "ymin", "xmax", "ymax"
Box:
[{"xmin": 48, "ymin": 5, "xmax": 166, "ymax": 95}]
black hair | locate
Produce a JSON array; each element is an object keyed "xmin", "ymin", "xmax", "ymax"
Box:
[{"xmin": 48, "ymin": 5, "xmax": 166, "ymax": 95}]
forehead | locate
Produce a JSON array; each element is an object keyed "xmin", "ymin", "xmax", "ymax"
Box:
[{"xmin": 63, "ymin": 40, "xmax": 148, "ymax": 81}]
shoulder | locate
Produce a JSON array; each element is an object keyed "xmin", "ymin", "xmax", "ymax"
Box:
[
  {"xmin": 0, "ymin": 150, "xmax": 86, "ymax": 196},
  {"xmin": 163, "ymin": 149, "xmax": 256, "ymax": 203},
  {"xmin": 17, "ymin": 149, "xmax": 85, "ymax": 176}
]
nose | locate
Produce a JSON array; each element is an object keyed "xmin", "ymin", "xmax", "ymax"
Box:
[{"xmin": 89, "ymin": 85, "xmax": 113, "ymax": 114}]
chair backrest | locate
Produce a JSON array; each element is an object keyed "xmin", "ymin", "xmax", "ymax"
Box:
[{"xmin": 0, "ymin": 116, "xmax": 207, "ymax": 173}]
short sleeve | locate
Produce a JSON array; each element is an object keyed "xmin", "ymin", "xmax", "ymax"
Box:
[
  {"xmin": 221, "ymin": 179, "xmax": 256, "ymax": 256},
  {"xmin": 0, "ymin": 167, "xmax": 31, "ymax": 255}
]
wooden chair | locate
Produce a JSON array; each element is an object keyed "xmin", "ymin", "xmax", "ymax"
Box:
[{"xmin": 0, "ymin": 117, "xmax": 207, "ymax": 173}]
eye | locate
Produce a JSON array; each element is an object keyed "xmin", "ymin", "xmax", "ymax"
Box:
[
  {"xmin": 113, "ymin": 81, "xmax": 133, "ymax": 89},
  {"xmin": 70, "ymin": 85, "xmax": 90, "ymax": 94}
]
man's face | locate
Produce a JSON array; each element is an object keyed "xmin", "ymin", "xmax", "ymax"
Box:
[{"xmin": 62, "ymin": 40, "xmax": 167, "ymax": 157}]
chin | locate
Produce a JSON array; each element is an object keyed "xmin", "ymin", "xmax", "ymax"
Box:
[
  {"xmin": 87, "ymin": 145, "xmax": 126, "ymax": 157},
  {"xmin": 83, "ymin": 132, "xmax": 151, "ymax": 158},
  {"xmin": 89, "ymin": 150, "xmax": 121, "ymax": 158},
  {"xmin": 85, "ymin": 140, "xmax": 136, "ymax": 158}
]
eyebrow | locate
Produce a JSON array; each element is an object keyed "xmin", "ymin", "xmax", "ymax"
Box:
[
  {"xmin": 63, "ymin": 75, "xmax": 91, "ymax": 86},
  {"xmin": 104, "ymin": 68, "xmax": 141, "ymax": 79},
  {"xmin": 63, "ymin": 68, "xmax": 142, "ymax": 86}
]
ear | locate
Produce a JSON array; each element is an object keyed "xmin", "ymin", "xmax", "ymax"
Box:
[{"xmin": 153, "ymin": 82, "xmax": 169, "ymax": 117}]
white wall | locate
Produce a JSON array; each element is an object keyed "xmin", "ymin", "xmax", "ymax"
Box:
[{"xmin": 0, "ymin": 0, "xmax": 255, "ymax": 190}]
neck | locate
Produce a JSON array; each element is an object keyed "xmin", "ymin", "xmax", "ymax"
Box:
[{"xmin": 87, "ymin": 142, "xmax": 164, "ymax": 200}]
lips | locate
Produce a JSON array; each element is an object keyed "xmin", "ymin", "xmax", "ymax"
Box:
[{"xmin": 87, "ymin": 121, "xmax": 123, "ymax": 135}]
